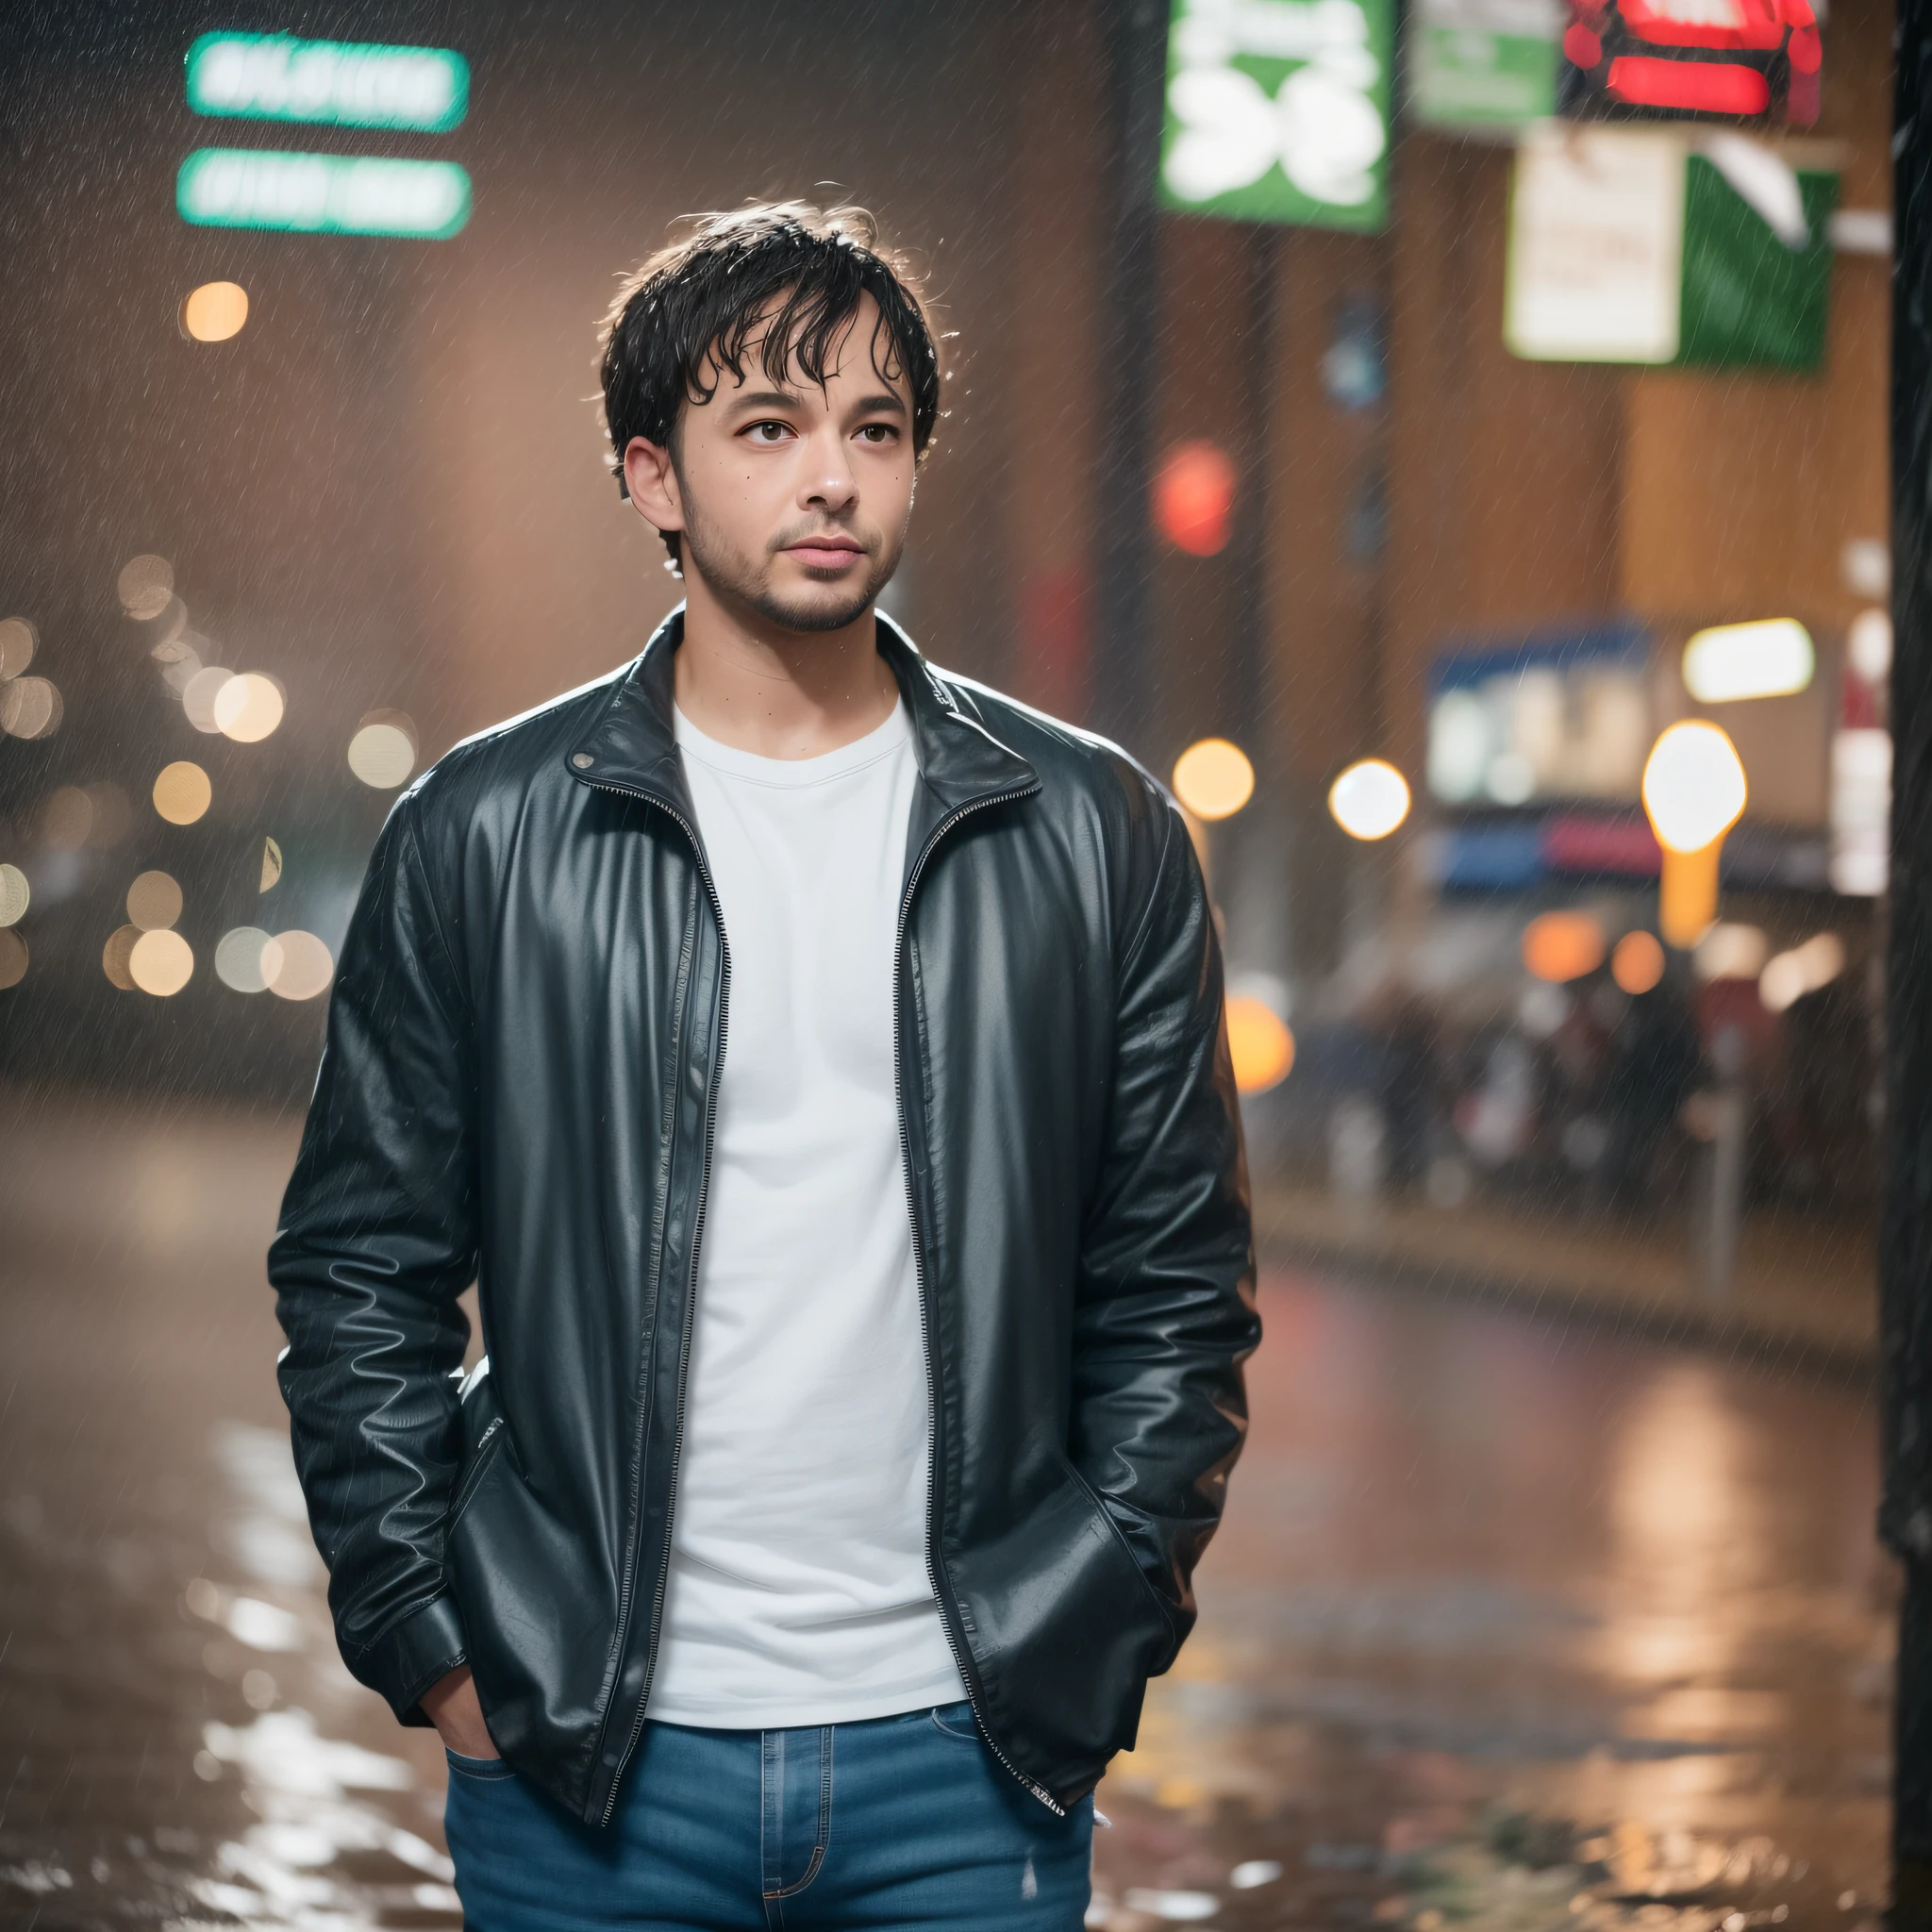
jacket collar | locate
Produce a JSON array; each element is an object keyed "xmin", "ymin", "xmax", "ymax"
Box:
[{"xmin": 565, "ymin": 606, "xmax": 1037, "ymax": 826}]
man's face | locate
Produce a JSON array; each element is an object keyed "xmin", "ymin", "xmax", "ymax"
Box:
[{"xmin": 625, "ymin": 295, "xmax": 917, "ymax": 634}]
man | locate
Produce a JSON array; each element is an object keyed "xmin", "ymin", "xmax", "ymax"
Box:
[{"xmin": 272, "ymin": 202, "xmax": 1257, "ymax": 1931}]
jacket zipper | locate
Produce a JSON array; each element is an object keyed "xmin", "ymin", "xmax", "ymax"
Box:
[
  {"xmin": 891, "ymin": 781, "xmax": 1061, "ymax": 1816},
  {"xmin": 448, "ymin": 1417, "xmax": 506, "ymax": 1518},
  {"xmin": 584, "ymin": 767, "xmax": 1051, "ymax": 1819},
  {"xmin": 580, "ymin": 779, "xmax": 730, "ymax": 1826}
]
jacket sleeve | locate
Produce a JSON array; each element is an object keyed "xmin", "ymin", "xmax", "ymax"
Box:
[
  {"xmin": 269, "ymin": 791, "xmax": 477, "ymax": 1724},
  {"xmin": 1070, "ymin": 784, "xmax": 1259, "ymax": 1667}
]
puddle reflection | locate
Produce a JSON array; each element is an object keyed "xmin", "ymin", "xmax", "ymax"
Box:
[
  {"xmin": 1091, "ymin": 1276, "xmax": 1890, "ymax": 1932},
  {"xmin": 171, "ymin": 1425, "xmax": 459, "ymax": 1930}
]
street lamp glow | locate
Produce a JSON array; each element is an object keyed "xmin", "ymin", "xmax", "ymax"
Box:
[
  {"xmin": 1641, "ymin": 721, "xmax": 1746, "ymax": 947},
  {"xmin": 1173, "ymin": 738, "xmax": 1255, "ymax": 821},
  {"xmin": 1641, "ymin": 721, "xmax": 1746, "ymax": 852},
  {"xmin": 1680, "ymin": 618, "xmax": 1814, "ymax": 704},
  {"xmin": 1328, "ymin": 758, "xmax": 1410, "ymax": 841}
]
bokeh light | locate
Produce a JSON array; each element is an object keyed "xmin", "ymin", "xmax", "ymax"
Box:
[
  {"xmin": 1173, "ymin": 738, "xmax": 1255, "ymax": 821},
  {"xmin": 42, "ymin": 786, "xmax": 95, "ymax": 851},
  {"xmin": 126, "ymin": 871, "xmax": 184, "ymax": 932},
  {"xmin": 182, "ymin": 666, "xmax": 234, "ymax": 733},
  {"xmin": 1154, "ymin": 441, "xmax": 1238, "ymax": 557},
  {"xmin": 1680, "ymin": 619, "xmax": 1814, "ymax": 704},
  {"xmin": 1849, "ymin": 608, "xmax": 1893, "ymax": 685},
  {"xmin": 347, "ymin": 709, "xmax": 419, "ymax": 789},
  {"xmin": 0, "ymin": 617, "xmax": 38, "ymax": 677},
  {"xmin": 0, "ymin": 929, "xmax": 26, "ymax": 991},
  {"xmin": 1327, "ymin": 758, "xmax": 1411, "ymax": 841},
  {"xmin": 157, "ymin": 641, "xmax": 204, "ymax": 691},
  {"xmin": 1694, "ymin": 923, "xmax": 1768, "ymax": 983},
  {"xmin": 85, "ymin": 782, "xmax": 133, "ymax": 848},
  {"xmin": 215, "ymin": 927, "xmax": 273, "ymax": 993},
  {"xmin": 1759, "ymin": 932, "xmax": 1846, "ymax": 1013},
  {"xmin": 102, "ymin": 925, "xmax": 140, "ymax": 991},
  {"xmin": 1, "ymin": 677, "xmax": 62, "ymax": 740},
  {"xmin": 1224, "ymin": 994, "xmax": 1294, "ymax": 1094},
  {"xmin": 116, "ymin": 555, "xmax": 175, "ymax": 620},
  {"xmin": 1522, "ymin": 911, "xmax": 1606, "ymax": 984},
  {"xmin": 1611, "ymin": 929, "xmax": 1666, "ymax": 995},
  {"xmin": 142, "ymin": 596, "xmax": 189, "ymax": 652},
  {"xmin": 260, "ymin": 836, "xmax": 284, "ymax": 892},
  {"xmin": 215, "ymin": 672, "xmax": 285, "ymax": 742},
  {"xmin": 0, "ymin": 865, "xmax": 28, "ymax": 927},
  {"xmin": 181, "ymin": 281, "xmax": 249, "ymax": 342},
  {"xmin": 261, "ymin": 930, "xmax": 335, "ymax": 1002},
  {"xmin": 153, "ymin": 761, "xmax": 212, "ymax": 824},
  {"xmin": 42, "ymin": 781, "xmax": 133, "ymax": 851},
  {"xmin": 129, "ymin": 928, "xmax": 194, "ymax": 996}
]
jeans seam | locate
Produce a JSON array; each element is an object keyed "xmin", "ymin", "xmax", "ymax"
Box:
[{"xmin": 762, "ymin": 1728, "xmax": 831, "ymax": 1901}]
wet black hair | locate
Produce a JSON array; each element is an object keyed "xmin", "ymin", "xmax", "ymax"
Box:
[{"xmin": 597, "ymin": 201, "xmax": 943, "ymax": 575}]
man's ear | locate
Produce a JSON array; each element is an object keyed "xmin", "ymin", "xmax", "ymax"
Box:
[{"xmin": 623, "ymin": 436, "xmax": 683, "ymax": 538}]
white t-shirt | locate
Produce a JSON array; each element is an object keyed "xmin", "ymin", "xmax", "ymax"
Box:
[{"xmin": 645, "ymin": 698, "xmax": 968, "ymax": 1728}]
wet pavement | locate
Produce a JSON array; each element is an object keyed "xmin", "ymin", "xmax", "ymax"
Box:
[{"xmin": 0, "ymin": 1089, "xmax": 1895, "ymax": 1930}]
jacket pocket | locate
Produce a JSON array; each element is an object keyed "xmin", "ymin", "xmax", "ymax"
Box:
[
  {"xmin": 444, "ymin": 1427, "xmax": 619, "ymax": 1803},
  {"xmin": 1052, "ymin": 1451, "xmax": 1181, "ymax": 1660},
  {"xmin": 950, "ymin": 1454, "xmax": 1177, "ymax": 1795}
]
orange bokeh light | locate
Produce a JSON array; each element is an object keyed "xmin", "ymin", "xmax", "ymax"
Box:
[
  {"xmin": 1154, "ymin": 441, "xmax": 1237, "ymax": 557},
  {"xmin": 1225, "ymin": 995, "xmax": 1294, "ymax": 1094},
  {"xmin": 1522, "ymin": 911, "xmax": 1606, "ymax": 984},
  {"xmin": 182, "ymin": 281, "xmax": 249, "ymax": 342},
  {"xmin": 1612, "ymin": 929, "xmax": 1667, "ymax": 995}
]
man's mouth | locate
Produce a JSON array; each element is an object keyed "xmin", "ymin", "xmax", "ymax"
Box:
[{"xmin": 784, "ymin": 535, "xmax": 866, "ymax": 571}]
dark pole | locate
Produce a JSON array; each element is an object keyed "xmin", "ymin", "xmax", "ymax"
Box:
[
  {"xmin": 1884, "ymin": 0, "xmax": 1932, "ymax": 1918},
  {"xmin": 1218, "ymin": 225, "xmax": 1282, "ymax": 968},
  {"xmin": 1229, "ymin": 224, "xmax": 1276, "ymax": 734},
  {"xmin": 1091, "ymin": 0, "xmax": 1169, "ymax": 755}
]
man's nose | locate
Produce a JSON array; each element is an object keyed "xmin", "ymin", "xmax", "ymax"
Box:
[{"xmin": 800, "ymin": 429, "xmax": 858, "ymax": 513}]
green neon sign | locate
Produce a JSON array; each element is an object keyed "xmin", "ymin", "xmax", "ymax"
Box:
[
  {"xmin": 1159, "ymin": 0, "xmax": 1391, "ymax": 233},
  {"xmin": 177, "ymin": 149, "xmax": 472, "ymax": 239},
  {"xmin": 185, "ymin": 33, "xmax": 468, "ymax": 132}
]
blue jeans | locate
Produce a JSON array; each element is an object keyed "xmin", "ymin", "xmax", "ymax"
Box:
[{"xmin": 443, "ymin": 1703, "xmax": 1094, "ymax": 1930}]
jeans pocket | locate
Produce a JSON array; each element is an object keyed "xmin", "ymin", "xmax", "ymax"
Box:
[
  {"xmin": 445, "ymin": 1747, "xmax": 516, "ymax": 1782},
  {"xmin": 928, "ymin": 1702, "xmax": 982, "ymax": 1743}
]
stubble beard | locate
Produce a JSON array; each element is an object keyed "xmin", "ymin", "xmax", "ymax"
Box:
[{"xmin": 678, "ymin": 491, "xmax": 904, "ymax": 636}]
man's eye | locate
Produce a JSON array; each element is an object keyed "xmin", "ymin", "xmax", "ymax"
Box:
[
  {"xmin": 857, "ymin": 424, "xmax": 898, "ymax": 444},
  {"xmin": 745, "ymin": 421, "xmax": 792, "ymax": 442}
]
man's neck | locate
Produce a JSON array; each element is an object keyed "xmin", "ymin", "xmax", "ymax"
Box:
[{"xmin": 673, "ymin": 573, "xmax": 899, "ymax": 760}]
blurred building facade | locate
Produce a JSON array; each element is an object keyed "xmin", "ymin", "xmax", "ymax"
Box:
[{"xmin": 0, "ymin": 0, "xmax": 1895, "ymax": 1300}]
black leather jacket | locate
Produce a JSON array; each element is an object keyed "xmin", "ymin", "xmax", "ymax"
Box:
[{"xmin": 271, "ymin": 611, "xmax": 1257, "ymax": 1826}]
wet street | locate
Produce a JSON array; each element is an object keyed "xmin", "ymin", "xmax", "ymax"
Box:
[{"xmin": 0, "ymin": 1087, "xmax": 1893, "ymax": 1931}]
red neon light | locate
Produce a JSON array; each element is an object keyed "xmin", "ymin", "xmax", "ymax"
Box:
[
  {"xmin": 1541, "ymin": 816, "xmax": 1663, "ymax": 877},
  {"xmin": 1563, "ymin": 21, "xmax": 1604, "ymax": 62},
  {"xmin": 1618, "ymin": 0, "xmax": 1787, "ymax": 48},
  {"xmin": 1605, "ymin": 54, "xmax": 1772, "ymax": 109},
  {"xmin": 1153, "ymin": 441, "xmax": 1238, "ymax": 557}
]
